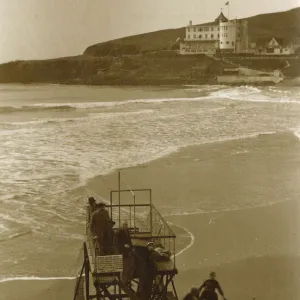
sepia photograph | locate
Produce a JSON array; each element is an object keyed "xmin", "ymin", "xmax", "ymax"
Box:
[{"xmin": 0, "ymin": 1, "xmax": 299, "ymax": 299}]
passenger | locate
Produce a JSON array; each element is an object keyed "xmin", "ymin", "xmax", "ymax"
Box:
[
  {"xmin": 198, "ymin": 272, "xmax": 226, "ymax": 300},
  {"xmin": 107, "ymin": 218, "xmax": 116, "ymax": 254},
  {"xmin": 90, "ymin": 202, "xmax": 111, "ymax": 255},
  {"xmin": 116, "ymin": 221, "xmax": 133, "ymax": 254},
  {"xmin": 116, "ymin": 221, "xmax": 135, "ymax": 286},
  {"xmin": 183, "ymin": 287, "xmax": 200, "ymax": 300},
  {"xmin": 88, "ymin": 197, "xmax": 97, "ymax": 220},
  {"xmin": 147, "ymin": 242, "xmax": 171, "ymax": 261}
]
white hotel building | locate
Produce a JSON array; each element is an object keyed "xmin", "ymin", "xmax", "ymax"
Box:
[{"xmin": 180, "ymin": 12, "xmax": 249, "ymax": 55}]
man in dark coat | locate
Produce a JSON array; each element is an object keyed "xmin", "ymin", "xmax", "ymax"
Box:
[
  {"xmin": 90, "ymin": 202, "xmax": 111, "ymax": 255},
  {"xmin": 198, "ymin": 272, "xmax": 226, "ymax": 300},
  {"xmin": 88, "ymin": 197, "xmax": 96, "ymax": 222}
]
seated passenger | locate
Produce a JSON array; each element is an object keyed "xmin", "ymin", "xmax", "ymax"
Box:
[
  {"xmin": 147, "ymin": 242, "xmax": 171, "ymax": 261},
  {"xmin": 114, "ymin": 221, "xmax": 135, "ymax": 286},
  {"xmin": 115, "ymin": 221, "xmax": 133, "ymax": 256}
]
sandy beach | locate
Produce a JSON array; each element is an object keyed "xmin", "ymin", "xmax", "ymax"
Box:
[{"xmin": 1, "ymin": 131, "xmax": 300, "ymax": 299}]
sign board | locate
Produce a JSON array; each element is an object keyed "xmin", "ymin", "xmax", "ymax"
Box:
[{"xmin": 96, "ymin": 255, "xmax": 123, "ymax": 273}]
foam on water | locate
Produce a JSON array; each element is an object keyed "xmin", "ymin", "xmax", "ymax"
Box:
[
  {"xmin": 0, "ymin": 276, "xmax": 76, "ymax": 283},
  {"xmin": 292, "ymin": 127, "xmax": 300, "ymax": 140},
  {"xmin": 0, "ymin": 84, "xmax": 300, "ymax": 278}
]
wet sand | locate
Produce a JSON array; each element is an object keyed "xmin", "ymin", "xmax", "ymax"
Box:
[{"xmin": 1, "ymin": 132, "xmax": 300, "ymax": 299}]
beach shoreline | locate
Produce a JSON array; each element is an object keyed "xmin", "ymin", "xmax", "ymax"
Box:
[{"xmin": 1, "ymin": 130, "xmax": 300, "ymax": 299}]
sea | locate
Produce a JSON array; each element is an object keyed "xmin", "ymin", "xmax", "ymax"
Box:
[{"xmin": 0, "ymin": 83, "xmax": 300, "ymax": 282}]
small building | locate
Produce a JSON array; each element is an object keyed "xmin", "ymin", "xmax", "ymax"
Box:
[
  {"xmin": 180, "ymin": 12, "xmax": 249, "ymax": 55},
  {"xmin": 256, "ymin": 37, "xmax": 295, "ymax": 55}
]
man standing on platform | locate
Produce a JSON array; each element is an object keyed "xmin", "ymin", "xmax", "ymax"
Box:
[{"xmin": 91, "ymin": 202, "xmax": 111, "ymax": 255}]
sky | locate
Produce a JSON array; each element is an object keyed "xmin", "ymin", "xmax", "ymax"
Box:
[{"xmin": 0, "ymin": 0, "xmax": 299, "ymax": 63}]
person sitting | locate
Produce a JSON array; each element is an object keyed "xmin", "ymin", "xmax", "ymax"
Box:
[
  {"xmin": 114, "ymin": 221, "xmax": 135, "ymax": 286},
  {"xmin": 198, "ymin": 272, "xmax": 227, "ymax": 300},
  {"xmin": 183, "ymin": 287, "xmax": 200, "ymax": 300},
  {"xmin": 115, "ymin": 221, "xmax": 133, "ymax": 255},
  {"xmin": 147, "ymin": 242, "xmax": 171, "ymax": 262}
]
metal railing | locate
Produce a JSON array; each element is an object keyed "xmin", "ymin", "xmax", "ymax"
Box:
[{"xmin": 87, "ymin": 185, "xmax": 177, "ymax": 271}]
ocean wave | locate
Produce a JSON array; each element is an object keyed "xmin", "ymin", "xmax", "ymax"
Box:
[
  {"xmin": 0, "ymin": 276, "xmax": 76, "ymax": 283},
  {"xmin": 164, "ymin": 197, "xmax": 295, "ymax": 218},
  {"xmin": 166, "ymin": 221, "xmax": 195, "ymax": 258},
  {"xmin": 209, "ymin": 86, "xmax": 300, "ymax": 104},
  {"xmin": 291, "ymin": 127, "xmax": 300, "ymax": 140},
  {"xmin": 0, "ymin": 105, "xmax": 76, "ymax": 114},
  {"xmin": 0, "ymin": 230, "xmax": 32, "ymax": 243},
  {"xmin": 0, "ymin": 97, "xmax": 211, "ymax": 114}
]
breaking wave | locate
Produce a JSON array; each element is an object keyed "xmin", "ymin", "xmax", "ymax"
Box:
[{"xmin": 0, "ymin": 96, "xmax": 212, "ymax": 114}]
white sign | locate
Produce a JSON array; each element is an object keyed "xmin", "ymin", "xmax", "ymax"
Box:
[{"xmin": 96, "ymin": 255, "xmax": 123, "ymax": 273}]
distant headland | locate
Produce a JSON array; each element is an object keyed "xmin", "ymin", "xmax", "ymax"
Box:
[{"xmin": 0, "ymin": 7, "xmax": 299, "ymax": 86}]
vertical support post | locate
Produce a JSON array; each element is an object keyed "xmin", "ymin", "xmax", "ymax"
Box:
[
  {"xmin": 133, "ymin": 194, "xmax": 136, "ymax": 232},
  {"xmin": 83, "ymin": 242, "xmax": 90, "ymax": 300},
  {"xmin": 173, "ymin": 237, "xmax": 176, "ymax": 271},
  {"xmin": 171, "ymin": 277, "xmax": 179, "ymax": 300},
  {"xmin": 73, "ymin": 259, "xmax": 85, "ymax": 300},
  {"xmin": 110, "ymin": 191, "xmax": 113, "ymax": 220},
  {"xmin": 149, "ymin": 189, "xmax": 152, "ymax": 234},
  {"xmin": 118, "ymin": 171, "xmax": 121, "ymax": 228},
  {"xmin": 118, "ymin": 274, "xmax": 121, "ymax": 300}
]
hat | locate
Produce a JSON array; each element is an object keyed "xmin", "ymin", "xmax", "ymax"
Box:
[
  {"xmin": 210, "ymin": 271, "xmax": 216, "ymax": 277},
  {"xmin": 95, "ymin": 202, "xmax": 105, "ymax": 208}
]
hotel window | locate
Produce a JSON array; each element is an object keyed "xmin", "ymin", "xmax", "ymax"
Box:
[
  {"xmin": 221, "ymin": 41, "xmax": 223, "ymax": 44},
  {"xmin": 211, "ymin": 27, "xmax": 214, "ymax": 31},
  {"xmin": 200, "ymin": 28, "xmax": 203, "ymax": 32},
  {"xmin": 194, "ymin": 34, "xmax": 196, "ymax": 38},
  {"xmin": 198, "ymin": 27, "xmax": 201, "ymax": 31},
  {"xmin": 226, "ymin": 41, "xmax": 229, "ymax": 44},
  {"xmin": 204, "ymin": 27, "xmax": 209, "ymax": 31},
  {"xmin": 218, "ymin": 34, "xmax": 220, "ymax": 38},
  {"xmin": 205, "ymin": 34, "xmax": 208, "ymax": 38},
  {"xmin": 211, "ymin": 34, "xmax": 214, "ymax": 38},
  {"xmin": 199, "ymin": 34, "xmax": 202, "ymax": 38},
  {"xmin": 188, "ymin": 35, "xmax": 190, "ymax": 39},
  {"xmin": 194, "ymin": 28, "xmax": 196, "ymax": 32},
  {"xmin": 232, "ymin": 41, "xmax": 234, "ymax": 46}
]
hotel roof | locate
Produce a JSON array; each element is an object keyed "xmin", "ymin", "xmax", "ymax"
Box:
[{"xmin": 189, "ymin": 12, "xmax": 229, "ymax": 27}]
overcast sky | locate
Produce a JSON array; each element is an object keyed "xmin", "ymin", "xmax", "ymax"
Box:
[{"xmin": 0, "ymin": 0, "xmax": 299, "ymax": 63}]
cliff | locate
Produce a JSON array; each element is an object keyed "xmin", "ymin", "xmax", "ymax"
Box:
[
  {"xmin": 84, "ymin": 7, "xmax": 300, "ymax": 57},
  {"xmin": 0, "ymin": 53, "xmax": 229, "ymax": 85},
  {"xmin": 0, "ymin": 7, "xmax": 299, "ymax": 86}
]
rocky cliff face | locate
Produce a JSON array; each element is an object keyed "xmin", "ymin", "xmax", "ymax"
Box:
[{"xmin": 0, "ymin": 54, "xmax": 220, "ymax": 86}]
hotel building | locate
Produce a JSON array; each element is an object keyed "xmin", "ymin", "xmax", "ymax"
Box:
[{"xmin": 180, "ymin": 12, "xmax": 249, "ymax": 55}]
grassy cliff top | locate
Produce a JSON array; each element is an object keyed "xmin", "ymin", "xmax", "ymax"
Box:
[{"xmin": 84, "ymin": 7, "xmax": 300, "ymax": 57}]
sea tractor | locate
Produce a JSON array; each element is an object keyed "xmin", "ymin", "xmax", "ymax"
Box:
[{"xmin": 73, "ymin": 171, "xmax": 178, "ymax": 300}]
